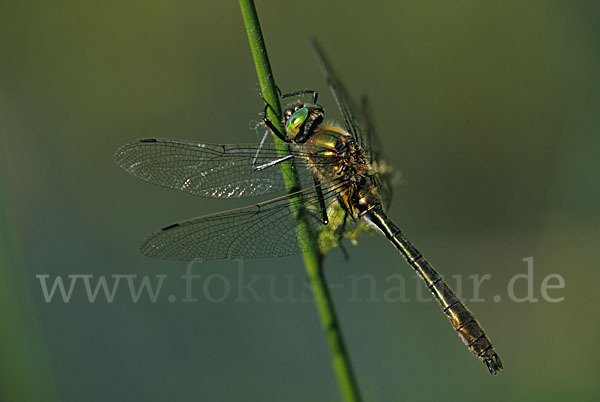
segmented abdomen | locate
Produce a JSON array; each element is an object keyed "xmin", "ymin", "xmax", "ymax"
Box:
[{"xmin": 364, "ymin": 205, "xmax": 503, "ymax": 374}]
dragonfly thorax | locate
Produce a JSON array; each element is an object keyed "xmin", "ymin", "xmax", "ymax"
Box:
[{"xmin": 302, "ymin": 123, "xmax": 382, "ymax": 217}]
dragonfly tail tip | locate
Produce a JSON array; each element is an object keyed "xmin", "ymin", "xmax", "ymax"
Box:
[{"xmin": 482, "ymin": 350, "xmax": 503, "ymax": 375}]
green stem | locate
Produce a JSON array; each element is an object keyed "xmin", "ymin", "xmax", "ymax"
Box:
[{"xmin": 238, "ymin": 2, "xmax": 362, "ymax": 401}]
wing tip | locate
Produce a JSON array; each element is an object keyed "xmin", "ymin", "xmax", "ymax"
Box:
[{"xmin": 113, "ymin": 138, "xmax": 157, "ymax": 166}]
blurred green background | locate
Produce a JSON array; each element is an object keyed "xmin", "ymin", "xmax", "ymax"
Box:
[{"xmin": 1, "ymin": 0, "xmax": 598, "ymax": 401}]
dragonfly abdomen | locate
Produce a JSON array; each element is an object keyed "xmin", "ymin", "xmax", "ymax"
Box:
[
  {"xmin": 418, "ymin": 261, "xmax": 501, "ymax": 373},
  {"xmin": 363, "ymin": 204, "xmax": 503, "ymax": 375}
]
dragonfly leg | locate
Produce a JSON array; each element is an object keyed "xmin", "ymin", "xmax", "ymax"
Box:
[
  {"xmin": 252, "ymin": 128, "xmax": 270, "ymax": 167},
  {"xmin": 253, "ymin": 154, "xmax": 294, "ymax": 172},
  {"xmin": 252, "ymin": 130, "xmax": 294, "ymax": 171},
  {"xmin": 299, "ymin": 176, "xmax": 330, "ymax": 226},
  {"xmin": 262, "ymin": 103, "xmax": 289, "ymax": 142},
  {"xmin": 282, "ymin": 89, "xmax": 319, "ymax": 103},
  {"xmin": 259, "ymin": 90, "xmax": 290, "ymax": 142},
  {"xmin": 313, "ymin": 175, "xmax": 329, "ymax": 225},
  {"xmin": 251, "ymin": 129, "xmax": 295, "ymax": 171}
]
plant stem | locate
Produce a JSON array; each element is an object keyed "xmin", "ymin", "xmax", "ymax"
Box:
[{"xmin": 238, "ymin": 2, "xmax": 362, "ymax": 401}]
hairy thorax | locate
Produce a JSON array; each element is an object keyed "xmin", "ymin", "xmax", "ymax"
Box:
[{"xmin": 302, "ymin": 123, "xmax": 382, "ymax": 216}]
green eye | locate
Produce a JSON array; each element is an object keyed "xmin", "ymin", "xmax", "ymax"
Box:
[{"xmin": 285, "ymin": 107, "xmax": 308, "ymax": 137}]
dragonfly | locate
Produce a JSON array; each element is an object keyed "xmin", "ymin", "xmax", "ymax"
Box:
[{"xmin": 114, "ymin": 40, "xmax": 503, "ymax": 375}]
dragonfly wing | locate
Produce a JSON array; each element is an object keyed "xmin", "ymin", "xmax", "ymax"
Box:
[
  {"xmin": 114, "ymin": 138, "xmax": 318, "ymax": 198},
  {"xmin": 140, "ymin": 181, "xmax": 357, "ymax": 260},
  {"xmin": 310, "ymin": 39, "xmax": 369, "ymax": 156},
  {"xmin": 311, "ymin": 42, "xmax": 395, "ymax": 208},
  {"xmin": 361, "ymin": 96, "xmax": 394, "ymax": 209}
]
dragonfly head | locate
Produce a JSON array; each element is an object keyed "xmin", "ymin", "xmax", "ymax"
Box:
[{"xmin": 283, "ymin": 101, "xmax": 324, "ymax": 142}]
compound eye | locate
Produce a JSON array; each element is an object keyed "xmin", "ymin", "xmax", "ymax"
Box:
[{"xmin": 285, "ymin": 107, "xmax": 308, "ymax": 138}]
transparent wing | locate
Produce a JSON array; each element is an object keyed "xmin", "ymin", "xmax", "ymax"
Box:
[
  {"xmin": 310, "ymin": 39, "xmax": 370, "ymax": 157},
  {"xmin": 140, "ymin": 181, "xmax": 361, "ymax": 260},
  {"xmin": 115, "ymin": 138, "xmax": 332, "ymax": 198},
  {"xmin": 311, "ymin": 40, "xmax": 395, "ymax": 208},
  {"xmin": 361, "ymin": 97, "xmax": 394, "ymax": 209}
]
